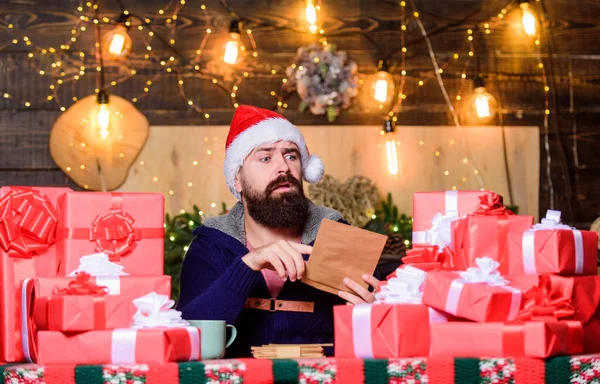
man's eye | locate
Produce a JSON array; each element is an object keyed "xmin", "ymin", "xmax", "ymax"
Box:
[
  {"xmin": 260, "ymin": 157, "xmax": 271, "ymax": 163},
  {"xmin": 285, "ymin": 154, "xmax": 297, "ymax": 161}
]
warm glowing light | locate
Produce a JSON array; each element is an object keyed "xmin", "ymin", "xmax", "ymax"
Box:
[
  {"xmin": 102, "ymin": 24, "xmax": 132, "ymax": 59},
  {"xmin": 97, "ymin": 103, "xmax": 110, "ymax": 139},
  {"xmin": 306, "ymin": 0, "xmax": 317, "ymax": 25},
  {"xmin": 374, "ymin": 79, "xmax": 388, "ymax": 103},
  {"xmin": 520, "ymin": 2, "xmax": 536, "ymax": 36},
  {"xmin": 386, "ymin": 140, "xmax": 399, "ymax": 176}
]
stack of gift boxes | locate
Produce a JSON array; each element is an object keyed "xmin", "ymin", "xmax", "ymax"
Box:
[
  {"xmin": 335, "ymin": 190, "xmax": 599, "ymax": 359},
  {"xmin": 0, "ymin": 187, "xmax": 200, "ymax": 364}
]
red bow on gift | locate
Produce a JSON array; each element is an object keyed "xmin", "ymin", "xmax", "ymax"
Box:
[
  {"xmin": 90, "ymin": 210, "xmax": 137, "ymax": 261},
  {"xmin": 399, "ymin": 244, "xmax": 454, "ymax": 273},
  {"xmin": 0, "ymin": 188, "xmax": 59, "ymax": 258},
  {"xmin": 516, "ymin": 275, "xmax": 576, "ymax": 321},
  {"xmin": 53, "ymin": 272, "xmax": 109, "ymax": 296},
  {"xmin": 474, "ymin": 192, "xmax": 511, "ymax": 216}
]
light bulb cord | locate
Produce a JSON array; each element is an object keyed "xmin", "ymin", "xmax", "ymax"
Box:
[{"xmin": 93, "ymin": 0, "xmax": 106, "ymax": 93}]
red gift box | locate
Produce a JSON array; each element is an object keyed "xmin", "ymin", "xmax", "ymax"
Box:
[
  {"xmin": 451, "ymin": 208, "xmax": 533, "ymax": 274},
  {"xmin": 334, "ymin": 303, "xmax": 447, "ymax": 358},
  {"xmin": 412, "ymin": 190, "xmax": 493, "ymax": 247},
  {"xmin": 36, "ymin": 327, "xmax": 201, "ymax": 364},
  {"xmin": 0, "ymin": 186, "xmax": 72, "ymax": 362},
  {"xmin": 46, "ymin": 272, "xmax": 134, "ymax": 332},
  {"xmin": 48, "ymin": 295, "xmax": 131, "ymax": 331},
  {"xmin": 583, "ymin": 311, "xmax": 600, "ymax": 354},
  {"xmin": 422, "ymin": 263, "xmax": 526, "ymax": 323},
  {"xmin": 55, "ymin": 192, "xmax": 164, "ymax": 276},
  {"xmin": 507, "ymin": 228, "xmax": 597, "ymax": 276},
  {"xmin": 429, "ymin": 320, "xmax": 582, "ymax": 358},
  {"xmin": 517, "ymin": 274, "xmax": 600, "ymax": 354},
  {"xmin": 517, "ymin": 274, "xmax": 600, "ymax": 323},
  {"xmin": 33, "ymin": 275, "xmax": 171, "ymax": 330}
]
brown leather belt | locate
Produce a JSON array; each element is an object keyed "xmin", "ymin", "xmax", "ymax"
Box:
[{"xmin": 244, "ymin": 298, "xmax": 315, "ymax": 313}]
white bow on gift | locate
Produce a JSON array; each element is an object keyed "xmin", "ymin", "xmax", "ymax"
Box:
[
  {"xmin": 530, "ymin": 210, "xmax": 573, "ymax": 231},
  {"xmin": 458, "ymin": 257, "xmax": 508, "ymax": 286},
  {"xmin": 130, "ymin": 292, "xmax": 190, "ymax": 329},
  {"xmin": 424, "ymin": 212, "xmax": 459, "ymax": 250},
  {"xmin": 445, "ymin": 256, "xmax": 521, "ymax": 321},
  {"xmin": 111, "ymin": 292, "xmax": 199, "ymax": 364},
  {"xmin": 67, "ymin": 253, "xmax": 128, "ymax": 295},
  {"xmin": 375, "ymin": 266, "xmax": 427, "ymax": 304},
  {"xmin": 67, "ymin": 253, "xmax": 129, "ymax": 276}
]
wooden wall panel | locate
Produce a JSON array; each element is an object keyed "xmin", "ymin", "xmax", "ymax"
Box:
[{"xmin": 116, "ymin": 125, "xmax": 540, "ymax": 221}]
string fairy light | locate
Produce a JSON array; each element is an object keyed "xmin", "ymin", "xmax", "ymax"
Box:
[{"xmin": 410, "ymin": 1, "xmax": 486, "ymax": 189}]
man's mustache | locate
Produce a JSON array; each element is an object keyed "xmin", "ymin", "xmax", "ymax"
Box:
[{"xmin": 266, "ymin": 174, "xmax": 302, "ymax": 194}]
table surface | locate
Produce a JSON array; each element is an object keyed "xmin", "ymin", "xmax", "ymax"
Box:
[{"xmin": 2, "ymin": 354, "xmax": 599, "ymax": 384}]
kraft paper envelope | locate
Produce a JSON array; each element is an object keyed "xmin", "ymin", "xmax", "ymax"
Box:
[{"xmin": 302, "ymin": 219, "xmax": 387, "ymax": 295}]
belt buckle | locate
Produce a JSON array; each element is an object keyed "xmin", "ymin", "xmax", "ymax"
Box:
[{"xmin": 268, "ymin": 298, "xmax": 277, "ymax": 312}]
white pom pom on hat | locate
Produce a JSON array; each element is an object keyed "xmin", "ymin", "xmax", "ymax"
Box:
[{"xmin": 224, "ymin": 105, "xmax": 324, "ymax": 200}]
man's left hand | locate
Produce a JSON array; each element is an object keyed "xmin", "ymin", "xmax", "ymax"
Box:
[{"xmin": 338, "ymin": 274, "xmax": 380, "ymax": 305}]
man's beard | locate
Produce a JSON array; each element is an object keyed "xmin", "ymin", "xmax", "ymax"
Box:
[{"xmin": 241, "ymin": 173, "xmax": 309, "ymax": 229}]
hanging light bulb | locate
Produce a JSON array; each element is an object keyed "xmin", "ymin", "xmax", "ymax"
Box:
[
  {"xmin": 305, "ymin": 0, "xmax": 319, "ymax": 34},
  {"xmin": 224, "ymin": 19, "xmax": 242, "ymax": 65},
  {"xmin": 373, "ymin": 60, "xmax": 395, "ymax": 105},
  {"xmin": 101, "ymin": 14, "xmax": 133, "ymax": 60},
  {"xmin": 466, "ymin": 76, "xmax": 498, "ymax": 123},
  {"xmin": 96, "ymin": 90, "xmax": 111, "ymax": 139},
  {"xmin": 519, "ymin": 1, "xmax": 536, "ymax": 36},
  {"xmin": 383, "ymin": 119, "xmax": 399, "ymax": 176}
]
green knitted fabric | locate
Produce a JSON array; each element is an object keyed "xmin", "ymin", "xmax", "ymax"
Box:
[
  {"xmin": 454, "ymin": 358, "xmax": 481, "ymax": 384},
  {"xmin": 74, "ymin": 365, "xmax": 104, "ymax": 384},
  {"xmin": 272, "ymin": 359, "xmax": 299, "ymax": 383},
  {"xmin": 178, "ymin": 361, "xmax": 206, "ymax": 384},
  {"xmin": 363, "ymin": 359, "xmax": 388, "ymax": 384},
  {"xmin": 545, "ymin": 356, "xmax": 571, "ymax": 384},
  {"xmin": 0, "ymin": 364, "xmax": 19, "ymax": 380}
]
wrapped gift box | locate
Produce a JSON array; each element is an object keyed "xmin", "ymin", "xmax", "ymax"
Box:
[
  {"xmin": 55, "ymin": 192, "xmax": 164, "ymax": 276},
  {"xmin": 583, "ymin": 313, "xmax": 600, "ymax": 354},
  {"xmin": 47, "ymin": 294, "xmax": 131, "ymax": 331},
  {"xmin": 422, "ymin": 259, "xmax": 526, "ymax": 323},
  {"xmin": 517, "ymin": 274, "xmax": 600, "ymax": 354},
  {"xmin": 412, "ymin": 190, "xmax": 493, "ymax": 247},
  {"xmin": 429, "ymin": 321, "xmax": 582, "ymax": 358},
  {"xmin": 36, "ymin": 327, "xmax": 201, "ymax": 364},
  {"xmin": 0, "ymin": 186, "xmax": 72, "ymax": 362},
  {"xmin": 33, "ymin": 275, "xmax": 171, "ymax": 330},
  {"xmin": 517, "ymin": 274, "xmax": 600, "ymax": 324},
  {"xmin": 506, "ymin": 211, "xmax": 597, "ymax": 276},
  {"xmin": 451, "ymin": 213, "xmax": 533, "ymax": 274},
  {"xmin": 334, "ymin": 303, "xmax": 447, "ymax": 358}
]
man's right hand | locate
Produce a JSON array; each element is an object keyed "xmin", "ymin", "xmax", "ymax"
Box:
[{"xmin": 241, "ymin": 240, "xmax": 312, "ymax": 282}]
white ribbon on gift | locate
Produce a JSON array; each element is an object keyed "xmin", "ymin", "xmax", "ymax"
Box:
[
  {"xmin": 67, "ymin": 253, "xmax": 129, "ymax": 295},
  {"xmin": 21, "ymin": 278, "xmax": 34, "ymax": 363},
  {"xmin": 444, "ymin": 257, "xmax": 522, "ymax": 321},
  {"xmin": 111, "ymin": 292, "xmax": 199, "ymax": 364},
  {"xmin": 522, "ymin": 210, "xmax": 585, "ymax": 275},
  {"xmin": 412, "ymin": 190, "xmax": 460, "ymax": 249},
  {"xmin": 351, "ymin": 303, "xmax": 447, "ymax": 359},
  {"xmin": 374, "ymin": 266, "xmax": 427, "ymax": 304}
]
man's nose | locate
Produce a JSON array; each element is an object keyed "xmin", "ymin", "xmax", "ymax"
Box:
[{"xmin": 274, "ymin": 153, "xmax": 290, "ymax": 174}]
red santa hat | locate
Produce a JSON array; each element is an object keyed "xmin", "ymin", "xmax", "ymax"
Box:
[{"xmin": 224, "ymin": 105, "xmax": 324, "ymax": 200}]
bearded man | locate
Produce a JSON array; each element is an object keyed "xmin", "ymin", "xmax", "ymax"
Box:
[{"xmin": 177, "ymin": 105, "xmax": 379, "ymax": 358}]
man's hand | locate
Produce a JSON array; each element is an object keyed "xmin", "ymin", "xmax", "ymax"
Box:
[
  {"xmin": 242, "ymin": 240, "xmax": 312, "ymax": 282},
  {"xmin": 338, "ymin": 274, "xmax": 380, "ymax": 305}
]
